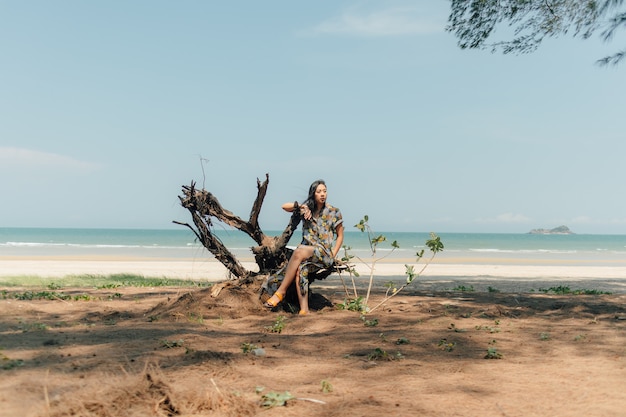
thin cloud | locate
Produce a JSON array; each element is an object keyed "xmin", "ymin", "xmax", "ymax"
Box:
[
  {"xmin": 0, "ymin": 147, "xmax": 102, "ymax": 172},
  {"xmin": 476, "ymin": 213, "xmax": 532, "ymax": 224},
  {"xmin": 310, "ymin": 7, "xmax": 443, "ymax": 37}
]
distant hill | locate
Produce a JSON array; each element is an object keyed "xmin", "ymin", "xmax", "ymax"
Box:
[{"xmin": 527, "ymin": 225, "xmax": 574, "ymax": 235}]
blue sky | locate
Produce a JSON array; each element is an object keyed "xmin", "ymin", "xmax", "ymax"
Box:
[{"xmin": 1, "ymin": 1, "xmax": 624, "ymax": 234}]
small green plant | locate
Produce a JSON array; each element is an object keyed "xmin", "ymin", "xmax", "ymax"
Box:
[
  {"xmin": 539, "ymin": 332, "xmax": 551, "ymax": 341},
  {"xmin": 186, "ymin": 312, "xmax": 204, "ymax": 324},
  {"xmin": 485, "ymin": 347, "xmax": 503, "ymax": 359},
  {"xmin": 368, "ymin": 347, "xmax": 389, "ymax": 361},
  {"xmin": 1, "ymin": 353, "xmax": 24, "ymax": 370},
  {"xmin": 266, "ymin": 315, "xmax": 286, "ymax": 333},
  {"xmin": 340, "ymin": 216, "xmax": 443, "ymax": 315},
  {"xmin": 321, "ymin": 379, "xmax": 333, "ymax": 393},
  {"xmin": 367, "ymin": 347, "xmax": 403, "ymax": 361},
  {"xmin": 160, "ymin": 339, "xmax": 185, "ymax": 349},
  {"xmin": 362, "ymin": 317, "xmax": 379, "ymax": 327},
  {"xmin": 448, "ymin": 323, "xmax": 467, "ymax": 333},
  {"xmin": 260, "ymin": 391, "xmax": 294, "ymax": 408},
  {"xmin": 336, "ymin": 297, "xmax": 365, "ymax": 312},
  {"xmin": 18, "ymin": 321, "xmax": 48, "ymax": 332},
  {"xmin": 438, "ymin": 339, "xmax": 455, "ymax": 352},
  {"xmin": 241, "ymin": 342, "xmax": 259, "ymax": 353},
  {"xmin": 97, "ymin": 283, "xmax": 122, "ymax": 289},
  {"xmin": 451, "ymin": 285, "xmax": 474, "ymax": 292},
  {"xmin": 488, "ymin": 286, "xmax": 500, "ymax": 293},
  {"xmin": 395, "ymin": 337, "xmax": 410, "ymax": 345},
  {"xmin": 475, "ymin": 325, "xmax": 500, "ymax": 333},
  {"xmin": 538, "ymin": 286, "xmax": 611, "ymax": 295},
  {"xmin": 73, "ymin": 293, "xmax": 92, "ymax": 301}
]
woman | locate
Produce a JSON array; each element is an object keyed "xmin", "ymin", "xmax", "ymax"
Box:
[{"xmin": 263, "ymin": 179, "xmax": 344, "ymax": 315}]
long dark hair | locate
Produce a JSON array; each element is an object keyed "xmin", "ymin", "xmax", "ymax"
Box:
[{"xmin": 303, "ymin": 179, "xmax": 325, "ymax": 212}]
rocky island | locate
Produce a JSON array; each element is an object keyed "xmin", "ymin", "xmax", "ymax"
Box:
[{"xmin": 528, "ymin": 225, "xmax": 574, "ymax": 235}]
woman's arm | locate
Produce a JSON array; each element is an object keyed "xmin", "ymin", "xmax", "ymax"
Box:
[
  {"xmin": 283, "ymin": 201, "xmax": 312, "ymax": 220},
  {"xmin": 332, "ymin": 223, "xmax": 344, "ymax": 259},
  {"xmin": 282, "ymin": 202, "xmax": 298, "ymax": 212}
]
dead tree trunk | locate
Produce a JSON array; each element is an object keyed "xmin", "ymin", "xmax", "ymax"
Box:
[
  {"xmin": 173, "ymin": 174, "xmax": 298, "ymax": 284},
  {"xmin": 174, "ymin": 174, "xmax": 344, "ymax": 299}
]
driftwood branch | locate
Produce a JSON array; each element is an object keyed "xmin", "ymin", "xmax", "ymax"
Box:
[
  {"xmin": 174, "ymin": 173, "xmax": 349, "ymax": 300},
  {"xmin": 175, "ymin": 174, "xmax": 301, "ymax": 284}
]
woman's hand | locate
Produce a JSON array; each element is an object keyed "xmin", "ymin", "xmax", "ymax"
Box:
[{"xmin": 300, "ymin": 205, "xmax": 312, "ymax": 220}]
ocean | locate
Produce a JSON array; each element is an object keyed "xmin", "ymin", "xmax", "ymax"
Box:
[{"xmin": 2, "ymin": 227, "xmax": 626, "ymax": 266}]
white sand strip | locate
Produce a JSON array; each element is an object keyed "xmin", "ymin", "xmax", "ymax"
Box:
[{"xmin": 0, "ymin": 259, "xmax": 624, "ymax": 280}]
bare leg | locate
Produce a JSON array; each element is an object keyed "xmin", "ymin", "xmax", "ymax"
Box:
[
  {"xmin": 295, "ymin": 265, "xmax": 309, "ymax": 314},
  {"xmin": 265, "ymin": 245, "xmax": 314, "ymax": 308}
]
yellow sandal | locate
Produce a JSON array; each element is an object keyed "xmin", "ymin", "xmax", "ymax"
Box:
[{"xmin": 263, "ymin": 292, "xmax": 284, "ymax": 308}]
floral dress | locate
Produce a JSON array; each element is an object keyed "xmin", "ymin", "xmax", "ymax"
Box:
[{"xmin": 263, "ymin": 204, "xmax": 343, "ymax": 297}]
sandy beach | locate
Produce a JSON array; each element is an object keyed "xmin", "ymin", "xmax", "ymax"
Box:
[
  {"xmin": 1, "ymin": 254, "xmax": 625, "ymax": 293},
  {"xmin": 1, "ymin": 253, "xmax": 626, "ymax": 416}
]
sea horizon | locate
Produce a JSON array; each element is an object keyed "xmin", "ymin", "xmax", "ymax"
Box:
[{"xmin": 2, "ymin": 227, "xmax": 626, "ymax": 266}]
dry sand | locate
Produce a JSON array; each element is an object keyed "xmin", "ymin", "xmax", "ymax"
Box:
[{"xmin": 1, "ymin": 257, "xmax": 625, "ymax": 416}]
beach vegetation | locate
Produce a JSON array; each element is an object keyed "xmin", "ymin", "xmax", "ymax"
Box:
[
  {"xmin": 17, "ymin": 320, "xmax": 48, "ymax": 332},
  {"xmin": 339, "ymin": 215, "xmax": 443, "ymax": 314},
  {"xmin": 438, "ymin": 339, "xmax": 456, "ymax": 352},
  {"xmin": 366, "ymin": 347, "xmax": 404, "ymax": 361},
  {"xmin": 240, "ymin": 342, "xmax": 259, "ymax": 354},
  {"xmin": 0, "ymin": 274, "xmax": 211, "ymax": 289},
  {"xmin": 185, "ymin": 312, "xmax": 204, "ymax": 324},
  {"xmin": 484, "ymin": 347, "xmax": 503, "ymax": 359},
  {"xmin": 336, "ymin": 296, "xmax": 365, "ymax": 312},
  {"xmin": 451, "ymin": 285, "xmax": 475, "ymax": 292},
  {"xmin": 1, "ymin": 349, "xmax": 24, "ymax": 370},
  {"xmin": 160, "ymin": 339, "xmax": 185, "ymax": 349},
  {"xmin": 396, "ymin": 337, "xmax": 410, "ymax": 345},
  {"xmin": 362, "ymin": 317, "xmax": 379, "ymax": 327},
  {"xmin": 538, "ymin": 285, "xmax": 611, "ymax": 295},
  {"xmin": 7, "ymin": 289, "xmax": 113, "ymax": 302},
  {"xmin": 260, "ymin": 390, "xmax": 294, "ymax": 408},
  {"xmin": 265, "ymin": 315, "xmax": 286, "ymax": 333},
  {"xmin": 320, "ymin": 379, "xmax": 333, "ymax": 393},
  {"xmin": 475, "ymin": 324, "xmax": 501, "ymax": 334}
]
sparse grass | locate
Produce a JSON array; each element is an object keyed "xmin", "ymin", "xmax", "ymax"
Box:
[
  {"xmin": 451, "ymin": 285, "xmax": 474, "ymax": 292},
  {"xmin": 186, "ymin": 312, "xmax": 204, "ymax": 324},
  {"xmin": 539, "ymin": 332, "xmax": 551, "ymax": 341},
  {"xmin": 1, "ymin": 349, "xmax": 24, "ymax": 370},
  {"xmin": 538, "ymin": 285, "xmax": 611, "ymax": 295},
  {"xmin": 160, "ymin": 339, "xmax": 185, "ymax": 349},
  {"xmin": 0, "ymin": 273, "xmax": 212, "ymax": 289},
  {"xmin": 367, "ymin": 347, "xmax": 404, "ymax": 361},
  {"xmin": 17, "ymin": 320, "xmax": 48, "ymax": 332}
]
